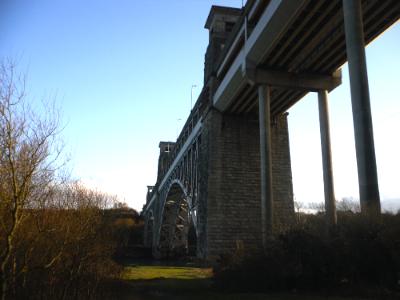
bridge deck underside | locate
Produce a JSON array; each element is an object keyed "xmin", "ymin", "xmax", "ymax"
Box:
[{"xmin": 226, "ymin": 0, "xmax": 400, "ymax": 116}]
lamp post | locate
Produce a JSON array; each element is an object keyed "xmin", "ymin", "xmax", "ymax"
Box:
[
  {"xmin": 176, "ymin": 118, "xmax": 182, "ymax": 139},
  {"xmin": 190, "ymin": 84, "xmax": 197, "ymax": 111}
]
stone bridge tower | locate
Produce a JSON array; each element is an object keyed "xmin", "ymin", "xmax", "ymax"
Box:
[{"xmin": 143, "ymin": 5, "xmax": 294, "ymax": 261}]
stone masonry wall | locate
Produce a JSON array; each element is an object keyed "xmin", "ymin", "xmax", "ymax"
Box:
[
  {"xmin": 202, "ymin": 109, "xmax": 294, "ymax": 259},
  {"xmin": 271, "ymin": 113, "xmax": 295, "ymax": 228}
]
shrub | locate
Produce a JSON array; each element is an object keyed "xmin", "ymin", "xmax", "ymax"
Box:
[
  {"xmin": 1, "ymin": 184, "xmax": 123, "ymax": 300},
  {"xmin": 214, "ymin": 213, "xmax": 400, "ymax": 292}
]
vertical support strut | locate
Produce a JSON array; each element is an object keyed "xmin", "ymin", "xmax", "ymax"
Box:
[
  {"xmin": 318, "ymin": 90, "xmax": 337, "ymax": 225},
  {"xmin": 343, "ymin": 0, "xmax": 380, "ymax": 217},
  {"xmin": 258, "ymin": 85, "xmax": 273, "ymax": 247}
]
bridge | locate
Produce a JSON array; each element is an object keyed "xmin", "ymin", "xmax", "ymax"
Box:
[{"xmin": 142, "ymin": 0, "xmax": 399, "ymax": 260}]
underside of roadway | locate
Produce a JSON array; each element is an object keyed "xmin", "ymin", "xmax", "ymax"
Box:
[{"xmin": 215, "ymin": 0, "xmax": 400, "ymax": 117}]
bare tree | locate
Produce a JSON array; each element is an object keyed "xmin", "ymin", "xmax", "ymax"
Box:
[
  {"xmin": 294, "ymin": 201, "xmax": 304, "ymax": 213},
  {"xmin": 0, "ymin": 60, "xmax": 62, "ymax": 300},
  {"xmin": 294, "ymin": 201, "xmax": 305, "ymax": 224},
  {"xmin": 0, "ymin": 61, "xmax": 121, "ymax": 300},
  {"xmin": 336, "ymin": 197, "xmax": 361, "ymax": 213},
  {"xmin": 307, "ymin": 202, "xmax": 326, "ymax": 213}
]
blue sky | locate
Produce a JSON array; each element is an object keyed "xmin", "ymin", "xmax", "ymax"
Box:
[{"xmin": 1, "ymin": 1, "xmax": 399, "ymax": 211}]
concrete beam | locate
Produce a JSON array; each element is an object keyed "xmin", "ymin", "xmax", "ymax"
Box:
[
  {"xmin": 258, "ymin": 85, "xmax": 273, "ymax": 246},
  {"xmin": 246, "ymin": 0, "xmax": 307, "ymax": 64},
  {"xmin": 343, "ymin": 0, "xmax": 381, "ymax": 217},
  {"xmin": 213, "ymin": 50, "xmax": 247, "ymax": 111},
  {"xmin": 247, "ymin": 67, "xmax": 342, "ymax": 92},
  {"xmin": 247, "ymin": 0, "xmax": 264, "ymax": 23},
  {"xmin": 213, "ymin": 1, "xmax": 308, "ymax": 112}
]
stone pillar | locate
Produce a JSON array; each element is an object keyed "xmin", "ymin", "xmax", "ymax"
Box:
[
  {"xmin": 343, "ymin": 0, "xmax": 381, "ymax": 216},
  {"xmin": 318, "ymin": 90, "xmax": 337, "ymax": 225},
  {"xmin": 258, "ymin": 85, "xmax": 273, "ymax": 246}
]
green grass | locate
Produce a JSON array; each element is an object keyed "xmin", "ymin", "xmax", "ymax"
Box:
[{"xmin": 122, "ymin": 265, "xmax": 213, "ymax": 280}]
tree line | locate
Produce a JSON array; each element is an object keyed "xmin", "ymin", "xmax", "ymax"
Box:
[{"xmin": 0, "ymin": 61, "xmax": 142, "ymax": 299}]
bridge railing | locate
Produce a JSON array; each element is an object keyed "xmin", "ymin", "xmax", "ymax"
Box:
[
  {"xmin": 161, "ymin": 89, "xmax": 207, "ymax": 181},
  {"xmin": 144, "ymin": 89, "xmax": 208, "ymax": 211}
]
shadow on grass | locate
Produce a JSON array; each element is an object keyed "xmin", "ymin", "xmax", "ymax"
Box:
[
  {"xmin": 105, "ymin": 272, "xmax": 397, "ymax": 300},
  {"xmin": 101, "ymin": 261, "xmax": 400, "ymax": 300},
  {"xmin": 105, "ymin": 277, "xmax": 388, "ymax": 300},
  {"xmin": 104, "ymin": 277, "xmax": 212, "ymax": 300}
]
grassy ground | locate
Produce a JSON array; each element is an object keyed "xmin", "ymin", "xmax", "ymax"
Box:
[{"xmin": 106, "ymin": 261, "xmax": 399, "ymax": 300}]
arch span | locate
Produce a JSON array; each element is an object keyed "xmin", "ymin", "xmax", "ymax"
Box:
[{"xmin": 155, "ymin": 181, "xmax": 197, "ymax": 258}]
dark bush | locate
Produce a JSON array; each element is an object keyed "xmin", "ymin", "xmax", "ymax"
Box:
[
  {"xmin": 214, "ymin": 213, "xmax": 400, "ymax": 292},
  {"xmin": 103, "ymin": 208, "xmax": 145, "ymax": 259}
]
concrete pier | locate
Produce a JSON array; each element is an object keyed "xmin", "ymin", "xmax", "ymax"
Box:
[
  {"xmin": 318, "ymin": 90, "xmax": 337, "ymax": 225},
  {"xmin": 258, "ymin": 85, "xmax": 273, "ymax": 246},
  {"xmin": 343, "ymin": 0, "xmax": 381, "ymax": 216}
]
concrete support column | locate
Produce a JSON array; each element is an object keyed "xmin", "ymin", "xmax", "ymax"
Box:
[
  {"xmin": 318, "ymin": 90, "xmax": 337, "ymax": 225},
  {"xmin": 258, "ymin": 85, "xmax": 273, "ymax": 247},
  {"xmin": 343, "ymin": 0, "xmax": 381, "ymax": 216}
]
